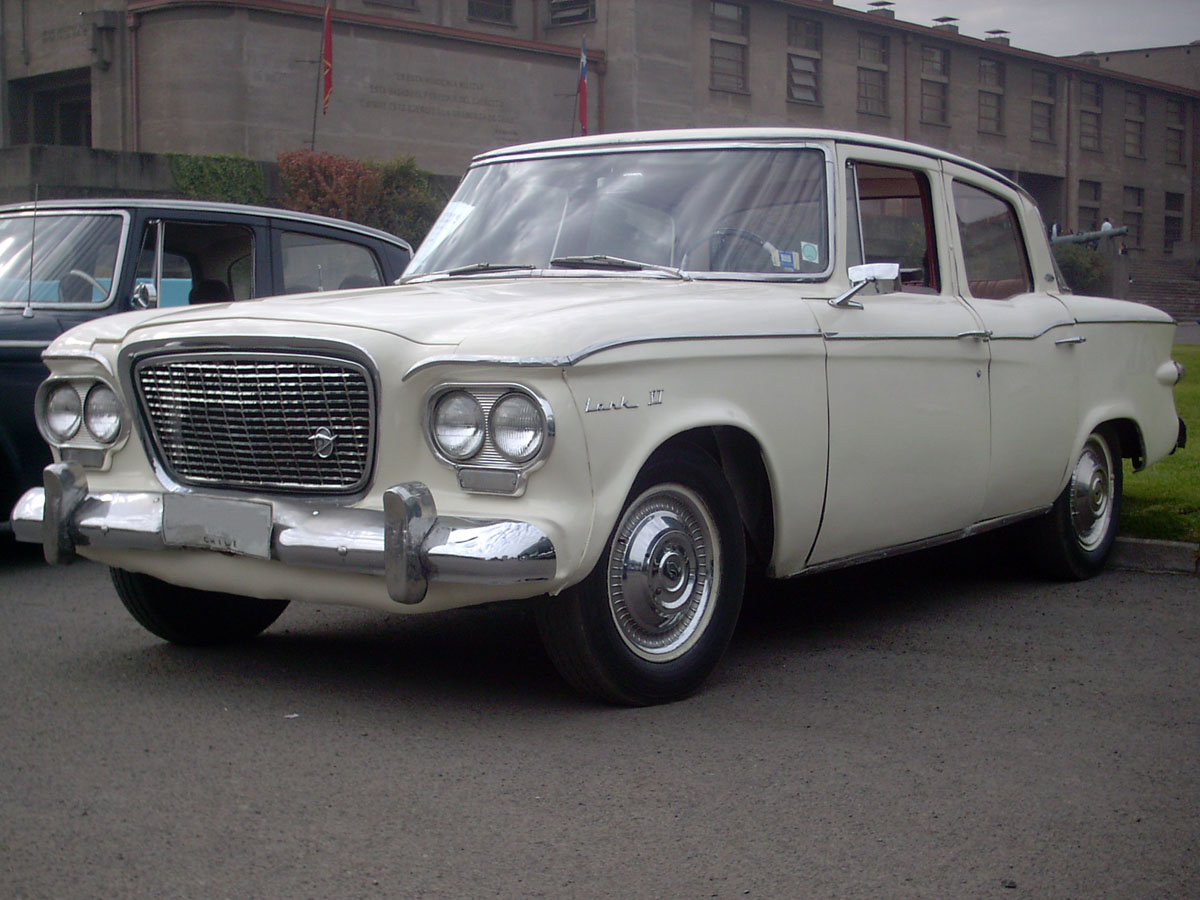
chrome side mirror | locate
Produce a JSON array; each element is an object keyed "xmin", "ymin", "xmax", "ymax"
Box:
[
  {"xmin": 131, "ymin": 282, "xmax": 158, "ymax": 310},
  {"xmin": 829, "ymin": 262, "xmax": 901, "ymax": 309}
]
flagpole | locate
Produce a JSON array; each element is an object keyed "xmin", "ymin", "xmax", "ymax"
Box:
[
  {"xmin": 311, "ymin": 1, "xmax": 332, "ymax": 150},
  {"xmin": 310, "ymin": 7, "xmax": 323, "ymax": 150}
]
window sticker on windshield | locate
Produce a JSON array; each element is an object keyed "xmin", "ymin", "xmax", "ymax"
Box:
[
  {"xmin": 774, "ymin": 249, "xmax": 799, "ymax": 271},
  {"xmin": 417, "ymin": 201, "xmax": 474, "ymax": 258},
  {"xmin": 801, "ymin": 242, "xmax": 820, "ymax": 264}
]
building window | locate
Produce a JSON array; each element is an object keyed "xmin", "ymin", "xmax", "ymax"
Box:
[
  {"xmin": 787, "ymin": 17, "xmax": 821, "ymax": 105},
  {"xmin": 711, "ymin": 41, "xmax": 747, "ymax": 92},
  {"xmin": 859, "ymin": 32, "xmax": 888, "ymax": 66},
  {"xmin": 1078, "ymin": 179, "xmax": 1101, "ymax": 232},
  {"xmin": 1031, "ymin": 102, "xmax": 1054, "ymax": 143},
  {"xmin": 788, "ymin": 54, "xmax": 820, "ymax": 105},
  {"xmin": 788, "ymin": 16, "xmax": 821, "ymax": 52},
  {"xmin": 1166, "ymin": 98, "xmax": 1186, "ymax": 165},
  {"xmin": 549, "ymin": 0, "xmax": 595, "ymax": 25},
  {"xmin": 364, "ymin": 0, "xmax": 419, "ymax": 9},
  {"xmin": 1124, "ymin": 90, "xmax": 1146, "ymax": 158},
  {"xmin": 1030, "ymin": 69, "xmax": 1055, "ymax": 143},
  {"xmin": 1031, "ymin": 69, "xmax": 1055, "ymax": 99},
  {"xmin": 858, "ymin": 68, "xmax": 887, "ymax": 116},
  {"xmin": 921, "ymin": 45, "xmax": 948, "ymax": 77},
  {"xmin": 921, "ymin": 79, "xmax": 948, "ymax": 125},
  {"xmin": 1165, "ymin": 191, "xmax": 1184, "ymax": 252},
  {"xmin": 979, "ymin": 91, "xmax": 1003, "ymax": 134},
  {"xmin": 711, "ymin": 1, "xmax": 747, "ymax": 36},
  {"xmin": 1079, "ymin": 80, "xmax": 1102, "ymax": 151},
  {"xmin": 919, "ymin": 45, "xmax": 948, "ymax": 125},
  {"xmin": 710, "ymin": 2, "xmax": 748, "ymax": 93},
  {"xmin": 468, "ymin": 0, "xmax": 512, "ymax": 22},
  {"xmin": 857, "ymin": 33, "xmax": 888, "ymax": 116},
  {"xmin": 1123, "ymin": 186, "xmax": 1144, "ymax": 246},
  {"xmin": 978, "ymin": 58, "xmax": 1005, "ymax": 133}
]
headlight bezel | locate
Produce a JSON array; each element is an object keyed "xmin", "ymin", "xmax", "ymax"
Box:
[
  {"xmin": 36, "ymin": 375, "xmax": 129, "ymax": 464},
  {"xmin": 424, "ymin": 383, "xmax": 554, "ymax": 493}
]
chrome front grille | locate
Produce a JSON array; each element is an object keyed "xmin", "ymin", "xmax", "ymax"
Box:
[{"xmin": 134, "ymin": 352, "xmax": 375, "ymax": 493}]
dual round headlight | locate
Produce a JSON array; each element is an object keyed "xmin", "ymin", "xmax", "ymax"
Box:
[
  {"xmin": 431, "ymin": 389, "xmax": 546, "ymax": 464},
  {"xmin": 43, "ymin": 382, "xmax": 123, "ymax": 445}
]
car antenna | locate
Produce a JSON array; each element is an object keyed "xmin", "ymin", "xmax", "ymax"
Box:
[{"xmin": 22, "ymin": 184, "xmax": 38, "ymax": 319}]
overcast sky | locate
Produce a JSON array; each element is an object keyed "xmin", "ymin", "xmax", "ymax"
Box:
[{"xmin": 840, "ymin": 0, "xmax": 1200, "ymax": 57}]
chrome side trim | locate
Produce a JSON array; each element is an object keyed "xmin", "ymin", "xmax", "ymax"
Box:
[
  {"xmin": 403, "ymin": 331, "xmax": 824, "ymax": 380},
  {"xmin": 799, "ymin": 507, "xmax": 1050, "ymax": 577},
  {"xmin": 12, "ymin": 467, "xmax": 557, "ymax": 605},
  {"xmin": 0, "ymin": 340, "xmax": 53, "ymax": 350}
]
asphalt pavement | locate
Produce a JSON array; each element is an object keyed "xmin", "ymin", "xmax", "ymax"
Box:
[{"xmin": 2, "ymin": 540, "xmax": 1197, "ymax": 900}]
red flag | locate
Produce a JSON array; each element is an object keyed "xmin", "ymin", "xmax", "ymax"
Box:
[
  {"xmin": 321, "ymin": 1, "xmax": 333, "ymax": 114},
  {"xmin": 578, "ymin": 37, "xmax": 587, "ymax": 136}
]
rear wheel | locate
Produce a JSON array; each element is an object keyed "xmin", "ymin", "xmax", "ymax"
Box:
[
  {"xmin": 1030, "ymin": 425, "xmax": 1122, "ymax": 580},
  {"xmin": 536, "ymin": 446, "xmax": 746, "ymax": 705},
  {"xmin": 111, "ymin": 568, "xmax": 289, "ymax": 645}
]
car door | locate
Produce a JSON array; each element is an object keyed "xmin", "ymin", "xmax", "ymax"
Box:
[
  {"xmin": 941, "ymin": 164, "xmax": 1079, "ymax": 519},
  {"xmin": 805, "ymin": 148, "xmax": 991, "ymax": 567},
  {"xmin": 127, "ymin": 210, "xmax": 269, "ymax": 308}
]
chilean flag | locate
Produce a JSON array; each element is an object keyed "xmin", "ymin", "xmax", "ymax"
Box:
[
  {"xmin": 321, "ymin": 1, "xmax": 333, "ymax": 114},
  {"xmin": 578, "ymin": 37, "xmax": 587, "ymax": 136}
]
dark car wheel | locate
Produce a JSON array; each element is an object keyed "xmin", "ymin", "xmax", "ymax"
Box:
[
  {"xmin": 1029, "ymin": 425, "xmax": 1123, "ymax": 580},
  {"xmin": 111, "ymin": 568, "xmax": 289, "ymax": 645},
  {"xmin": 536, "ymin": 446, "xmax": 746, "ymax": 705}
]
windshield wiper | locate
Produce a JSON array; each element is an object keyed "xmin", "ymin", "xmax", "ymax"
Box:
[
  {"xmin": 443, "ymin": 262, "xmax": 535, "ymax": 277},
  {"xmin": 549, "ymin": 255, "xmax": 688, "ymax": 280}
]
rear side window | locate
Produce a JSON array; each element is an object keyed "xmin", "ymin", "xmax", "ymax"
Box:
[
  {"xmin": 952, "ymin": 180, "xmax": 1032, "ymax": 300},
  {"xmin": 280, "ymin": 232, "xmax": 383, "ymax": 293}
]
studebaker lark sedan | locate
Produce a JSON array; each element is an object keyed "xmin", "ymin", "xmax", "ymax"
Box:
[{"xmin": 12, "ymin": 129, "xmax": 1186, "ymax": 704}]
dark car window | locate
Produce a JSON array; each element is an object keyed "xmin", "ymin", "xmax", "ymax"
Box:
[
  {"xmin": 136, "ymin": 221, "xmax": 255, "ymax": 306},
  {"xmin": 279, "ymin": 231, "xmax": 383, "ymax": 293},
  {"xmin": 0, "ymin": 213, "xmax": 124, "ymax": 305},
  {"xmin": 952, "ymin": 179, "xmax": 1032, "ymax": 300}
]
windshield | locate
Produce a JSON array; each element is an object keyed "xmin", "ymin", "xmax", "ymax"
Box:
[
  {"xmin": 0, "ymin": 212, "xmax": 125, "ymax": 305},
  {"xmin": 406, "ymin": 147, "xmax": 829, "ymax": 279}
]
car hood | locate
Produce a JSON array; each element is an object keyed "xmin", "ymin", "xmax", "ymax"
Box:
[{"xmin": 48, "ymin": 275, "xmax": 822, "ymax": 361}]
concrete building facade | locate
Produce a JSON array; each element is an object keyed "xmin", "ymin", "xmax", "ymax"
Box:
[{"xmin": 2, "ymin": 0, "xmax": 1198, "ymax": 260}]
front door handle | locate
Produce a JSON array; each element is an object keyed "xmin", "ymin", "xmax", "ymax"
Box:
[{"xmin": 1054, "ymin": 336, "xmax": 1087, "ymax": 345}]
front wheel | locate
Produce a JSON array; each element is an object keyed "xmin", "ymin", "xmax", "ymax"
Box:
[
  {"xmin": 1029, "ymin": 426, "xmax": 1123, "ymax": 580},
  {"xmin": 536, "ymin": 446, "xmax": 746, "ymax": 705},
  {"xmin": 111, "ymin": 568, "xmax": 289, "ymax": 645}
]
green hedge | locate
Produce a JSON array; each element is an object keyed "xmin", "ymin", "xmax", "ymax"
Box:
[{"xmin": 168, "ymin": 154, "xmax": 268, "ymax": 206}]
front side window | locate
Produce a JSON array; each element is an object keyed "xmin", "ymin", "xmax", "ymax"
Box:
[
  {"xmin": 0, "ymin": 212, "xmax": 124, "ymax": 306},
  {"xmin": 849, "ymin": 163, "xmax": 939, "ymax": 292},
  {"xmin": 406, "ymin": 147, "xmax": 830, "ymax": 280},
  {"xmin": 952, "ymin": 180, "xmax": 1031, "ymax": 300},
  {"xmin": 135, "ymin": 220, "xmax": 255, "ymax": 306}
]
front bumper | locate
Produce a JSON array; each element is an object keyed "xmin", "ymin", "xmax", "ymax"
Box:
[{"xmin": 12, "ymin": 462, "xmax": 556, "ymax": 605}]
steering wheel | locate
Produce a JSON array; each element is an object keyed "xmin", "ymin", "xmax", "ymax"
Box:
[
  {"xmin": 58, "ymin": 269, "xmax": 106, "ymax": 302},
  {"xmin": 680, "ymin": 227, "xmax": 776, "ymax": 272}
]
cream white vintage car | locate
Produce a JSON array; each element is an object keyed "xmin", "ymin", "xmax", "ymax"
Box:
[{"xmin": 12, "ymin": 129, "xmax": 1187, "ymax": 704}]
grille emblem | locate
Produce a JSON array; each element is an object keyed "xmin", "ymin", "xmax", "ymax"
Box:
[{"xmin": 310, "ymin": 427, "xmax": 339, "ymax": 459}]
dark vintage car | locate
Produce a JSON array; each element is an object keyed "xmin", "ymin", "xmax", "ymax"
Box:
[{"xmin": 0, "ymin": 199, "xmax": 412, "ymax": 531}]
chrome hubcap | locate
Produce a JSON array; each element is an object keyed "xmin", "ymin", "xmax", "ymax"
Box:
[
  {"xmin": 1069, "ymin": 434, "xmax": 1114, "ymax": 552},
  {"xmin": 608, "ymin": 485, "xmax": 718, "ymax": 661}
]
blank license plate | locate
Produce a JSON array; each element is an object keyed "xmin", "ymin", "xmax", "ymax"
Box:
[{"xmin": 162, "ymin": 494, "xmax": 273, "ymax": 559}]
